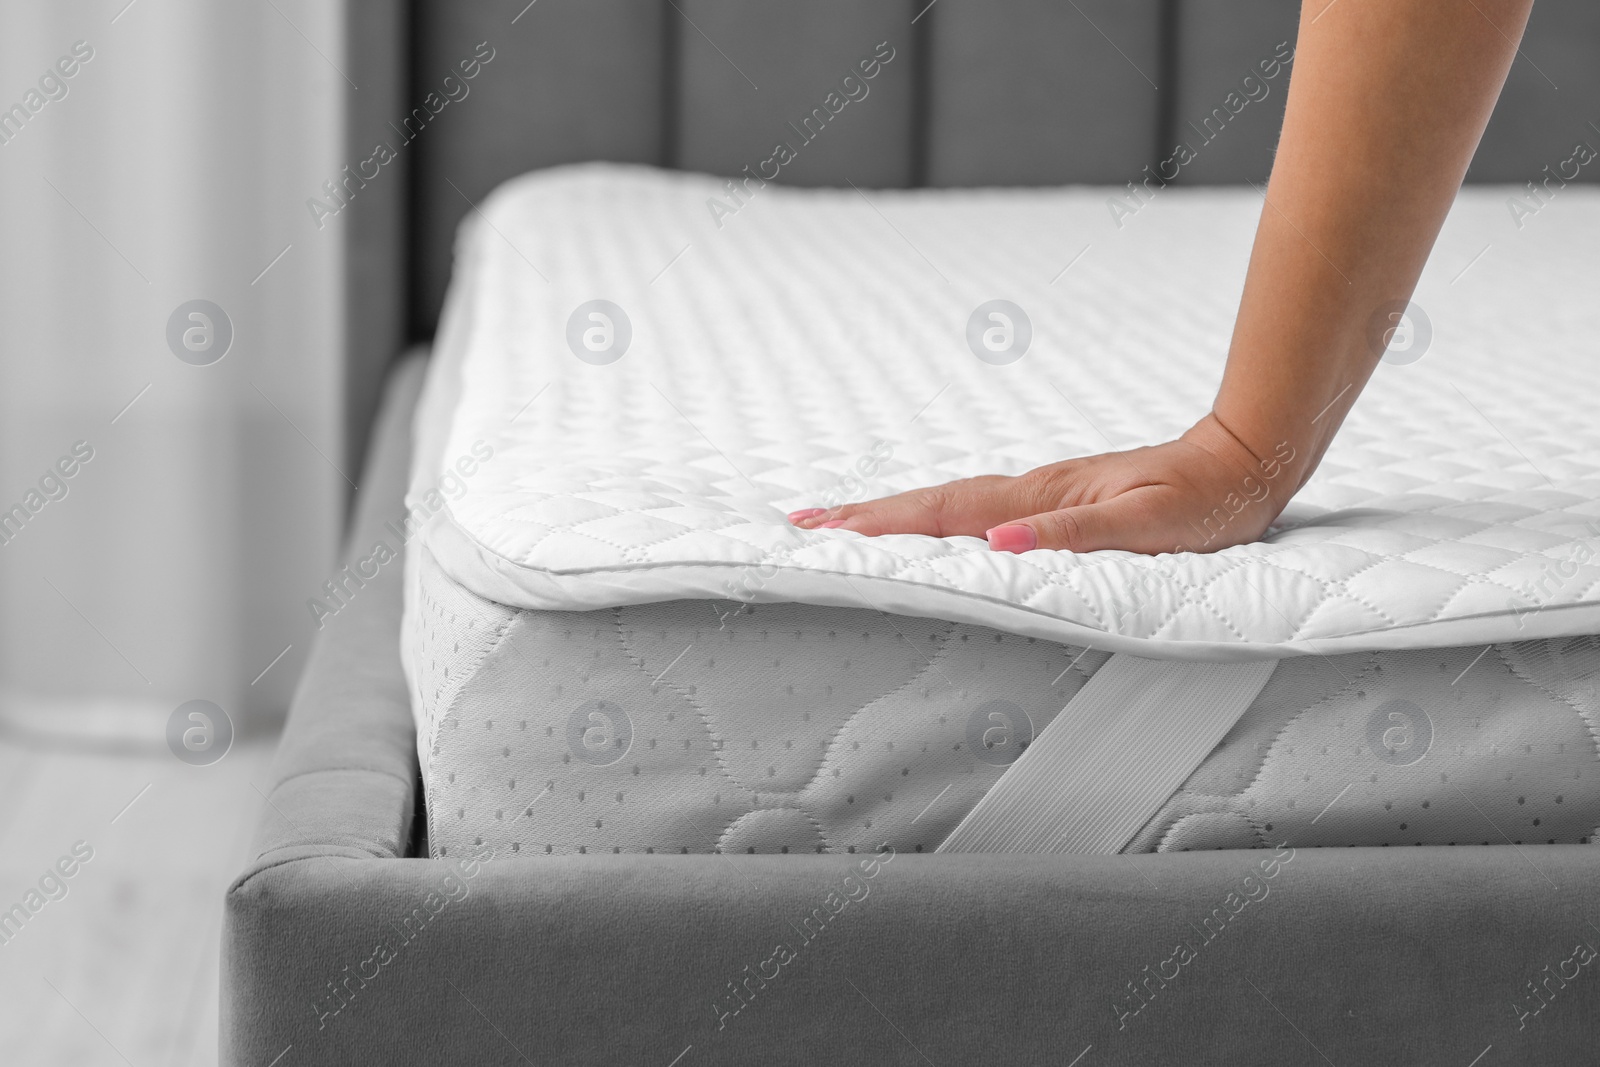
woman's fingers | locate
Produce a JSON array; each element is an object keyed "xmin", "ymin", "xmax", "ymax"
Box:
[
  {"xmin": 988, "ymin": 489, "xmax": 1170, "ymax": 555},
  {"xmin": 787, "ymin": 432, "xmax": 1286, "ymax": 555},
  {"xmin": 789, "ymin": 475, "xmax": 1032, "ymax": 537}
]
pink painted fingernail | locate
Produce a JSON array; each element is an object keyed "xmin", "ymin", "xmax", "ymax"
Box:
[
  {"xmin": 819, "ymin": 520, "xmax": 847, "ymax": 529},
  {"xmin": 986, "ymin": 524, "xmax": 1036, "ymax": 553},
  {"xmin": 788, "ymin": 508, "xmax": 827, "ymax": 523}
]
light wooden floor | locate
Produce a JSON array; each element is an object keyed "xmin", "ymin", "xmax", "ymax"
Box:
[{"xmin": 0, "ymin": 731, "xmax": 277, "ymax": 1067}]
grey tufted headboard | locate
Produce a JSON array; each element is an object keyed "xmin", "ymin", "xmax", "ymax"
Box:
[{"xmin": 336, "ymin": 0, "xmax": 1600, "ymax": 481}]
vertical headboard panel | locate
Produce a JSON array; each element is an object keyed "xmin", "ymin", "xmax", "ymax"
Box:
[
  {"xmin": 1167, "ymin": 0, "xmax": 1300, "ymax": 184},
  {"xmin": 923, "ymin": 0, "xmax": 1164, "ymax": 186},
  {"xmin": 673, "ymin": 0, "xmax": 919, "ymax": 188},
  {"xmin": 411, "ymin": 0, "xmax": 668, "ymax": 334},
  {"xmin": 342, "ymin": 0, "xmax": 411, "ymax": 488}
]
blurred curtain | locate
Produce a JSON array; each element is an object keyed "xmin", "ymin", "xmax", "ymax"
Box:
[{"xmin": 0, "ymin": 0, "xmax": 346, "ymax": 738}]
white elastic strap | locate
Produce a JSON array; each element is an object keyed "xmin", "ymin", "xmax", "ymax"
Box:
[{"xmin": 937, "ymin": 654, "xmax": 1277, "ymax": 854}]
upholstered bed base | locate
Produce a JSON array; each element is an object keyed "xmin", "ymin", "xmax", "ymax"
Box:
[{"xmin": 223, "ymin": 354, "xmax": 1600, "ymax": 1066}]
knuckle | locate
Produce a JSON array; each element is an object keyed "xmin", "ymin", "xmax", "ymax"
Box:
[
  {"xmin": 912, "ymin": 484, "xmax": 954, "ymax": 515},
  {"xmin": 1018, "ymin": 465, "xmax": 1070, "ymax": 511},
  {"xmin": 1015, "ymin": 466, "xmax": 1051, "ymax": 492},
  {"xmin": 1049, "ymin": 510, "xmax": 1085, "ymax": 550},
  {"xmin": 909, "ymin": 484, "xmax": 963, "ymax": 537}
]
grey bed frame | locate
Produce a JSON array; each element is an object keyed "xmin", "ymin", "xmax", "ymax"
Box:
[{"xmin": 228, "ymin": 3, "xmax": 1600, "ymax": 1064}]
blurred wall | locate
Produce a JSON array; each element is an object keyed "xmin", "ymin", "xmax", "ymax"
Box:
[{"xmin": 0, "ymin": 0, "xmax": 345, "ymax": 735}]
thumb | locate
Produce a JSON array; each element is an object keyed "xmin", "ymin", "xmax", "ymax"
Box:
[{"xmin": 986, "ymin": 492, "xmax": 1161, "ymax": 554}]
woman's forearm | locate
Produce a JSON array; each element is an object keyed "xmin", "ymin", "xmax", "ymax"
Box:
[
  {"xmin": 799, "ymin": 0, "xmax": 1534, "ymax": 554},
  {"xmin": 1212, "ymin": 0, "xmax": 1532, "ymax": 488}
]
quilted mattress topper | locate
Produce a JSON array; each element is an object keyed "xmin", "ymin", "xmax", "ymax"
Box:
[{"xmin": 415, "ymin": 163, "xmax": 1600, "ymax": 659}]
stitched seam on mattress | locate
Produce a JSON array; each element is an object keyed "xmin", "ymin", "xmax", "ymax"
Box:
[
  {"xmin": 884, "ymin": 553, "xmax": 1200, "ymax": 640},
  {"xmin": 426, "ymin": 777, "xmax": 439, "ymax": 859},
  {"xmin": 983, "ymin": 549, "xmax": 1218, "ymax": 636},
  {"xmin": 1262, "ymin": 546, "xmax": 1580, "ymax": 630},
  {"xmin": 1134, "ymin": 791, "xmax": 1261, "ymax": 852},
  {"xmin": 1236, "ymin": 803, "xmax": 1272, "ymax": 849},
  {"xmin": 1171, "ymin": 556, "xmax": 1261, "ymax": 643},
  {"xmin": 1437, "ymin": 567, "xmax": 1575, "ymax": 605},
  {"xmin": 1152, "ymin": 817, "xmax": 1191, "ymax": 853},
  {"xmin": 807, "ymin": 624, "xmax": 958, "ymax": 806},
  {"xmin": 609, "ymin": 606, "xmax": 745, "ymax": 796},
  {"xmin": 925, "ymin": 549, "xmax": 1252, "ymax": 646},
  {"xmin": 1494, "ymin": 641, "xmax": 1600, "ymax": 763},
  {"xmin": 612, "ymin": 625, "xmax": 747, "ymax": 804},
  {"xmin": 798, "ymin": 806, "xmax": 829, "ymax": 849},
  {"xmin": 559, "ymin": 521, "xmax": 705, "ymax": 563},
  {"xmin": 432, "ymin": 606, "xmax": 521, "ymax": 745},
  {"xmin": 611, "ymin": 602, "xmax": 959, "ymax": 804},
  {"xmin": 1102, "ymin": 552, "xmax": 1266, "ymax": 646},
  {"xmin": 749, "ymin": 620, "xmax": 954, "ymax": 799},
  {"xmin": 416, "ymin": 545, "xmax": 521, "ymax": 732},
  {"xmin": 1172, "ymin": 789, "xmax": 1250, "ymax": 806},
  {"xmin": 422, "ymin": 594, "xmax": 521, "ymax": 857},
  {"xmin": 799, "ymin": 630, "xmax": 964, "ymax": 846},
  {"xmin": 1151, "ymin": 808, "xmax": 1269, "ymax": 852},
  {"xmin": 1247, "ymin": 554, "xmax": 1398, "ymax": 636},
  {"xmin": 1235, "ymin": 652, "xmax": 1378, "ymax": 805},
  {"xmin": 1066, "ymin": 647, "xmax": 1108, "ymax": 686},
  {"xmin": 978, "ymin": 562, "xmax": 1100, "ymax": 629},
  {"xmin": 1319, "ymin": 560, "xmax": 1452, "ymax": 628},
  {"xmin": 713, "ymin": 804, "xmax": 832, "ymax": 853},
  {"xmin": 1563, "ymin": 570, "xmax": 1600, "ymax": 605}
]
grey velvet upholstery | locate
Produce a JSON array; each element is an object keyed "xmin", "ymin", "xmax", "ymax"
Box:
[
  {"xmin": 408, "ymin": 0, "xmax": 668, "ymax": 337},
  {"xmin": 1170, "ymin": 1, "xmax": 1600, "ymax": 187},
  {"xmin": 924, "ymin": 0, "xmax": 1164, "ymax": 187},
  {"xmin": 339, "ymin": 1, "xmax": 410, "ymax": 491},
  {"xmin": 675, "ymin": 0, "xmax": 919, "ymax": 187},
  {"xmin": 225, "ymin": 355, "xmax": 1600, "ymax": 1065},
  {"xmin": 1167, "ymin": 0, "xmax": 1301, "ymax": 184}
]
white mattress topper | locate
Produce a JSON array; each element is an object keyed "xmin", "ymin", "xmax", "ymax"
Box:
[{"xmin": 414, "ymin": 164, "xmax": 1600, "ymax": 659}]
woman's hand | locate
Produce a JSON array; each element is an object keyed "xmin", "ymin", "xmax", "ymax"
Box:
[
  {"xmin": 797, "ymin": 0, "xmax": 1531, "ymax": 557},
  {"xmin": 789, "ymin": 414, "xmax": 1298, "ymax": 555}
]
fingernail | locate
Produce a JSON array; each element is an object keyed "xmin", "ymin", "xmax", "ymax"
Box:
[
  {"xmin": 986, "ymin": 524, "xmax": 1036, "ymax": 553},
  {"xmin": 819, "ymin": 520, "xmax": 847, "ymax": 529},
  {"xmin": 788, "ymin": 508, "xmax": 827, "ymax": 523}
]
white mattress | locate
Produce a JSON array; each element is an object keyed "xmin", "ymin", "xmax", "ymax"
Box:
[
  {"xmin": 414, "ymin": 540, "xmax": 1600, "ymax": 857},
  {"xmin": 405, "ymin": 164, "xmax": 1600, "ymax": 857},
  {"xmin": 415, "ymin": 164, "xmax": 1600, "ymax": 659}
]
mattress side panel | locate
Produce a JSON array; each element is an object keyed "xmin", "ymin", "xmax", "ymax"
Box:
[
  {"xmin": 1129, "ymin": 640, "xmax": 1600, "ymax": 851},
  {"xmin": 422, "ymin": 598, "xmax": 1113, "ymax": 858},
  {"xmin": 421, "ymin": 590, "xmax": 1600, "ymax": 856},
  {"xmin": 408, "ymin": 542, "xmax": 521, "ymax": 838}
]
